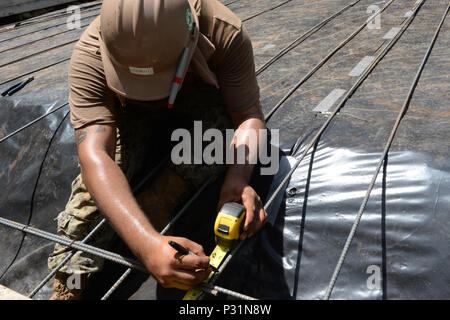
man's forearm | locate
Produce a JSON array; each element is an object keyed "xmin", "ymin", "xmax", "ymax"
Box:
[
  {"xmin": 228, "ymin": 115, "xmax": 266, "ymax": 181},
  {"xmin": 80, "ymin": 151, "xmax": 160, "ymax": 261},
  {"xmin": 73, "ymin": 124, "xmax": 210, "ymax": 289},
  {"xmin": 218, "ymin": 102, "xmax": 268, "ymax": 238}
]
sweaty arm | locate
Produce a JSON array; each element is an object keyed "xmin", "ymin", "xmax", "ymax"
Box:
[
  {"xmin": 75, "ymin": 124, "xmax": 210, "ymax": 289},
  {"xmin": 214, "ymin": 23, "xmax": 268, "ymax": 239},
  {"xmin": 218, "ymin": 102, "xmax": 268, "ymax": 240}
]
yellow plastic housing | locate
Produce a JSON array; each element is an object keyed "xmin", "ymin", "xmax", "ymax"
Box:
[{"xmin": 214, "ymin": 210, "xmax": 245, "ymax": 241}]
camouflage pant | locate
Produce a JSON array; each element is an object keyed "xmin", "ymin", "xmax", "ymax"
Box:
[{"xmin": 48, "ymin": 81, "xmax": 233, "ymax": 274}]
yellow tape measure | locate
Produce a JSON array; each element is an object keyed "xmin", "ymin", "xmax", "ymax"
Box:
[{"xmin": 183, "ymin": 202, "xmax": 246, "ymax": 300}]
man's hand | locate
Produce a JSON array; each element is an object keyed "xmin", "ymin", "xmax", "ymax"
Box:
[
  {"xmin": 218, "ymin": 171, "xmax": 267, "ymax": 240},
  {"xmin": 221, "ymin": 101, "xmax": 268, "ymax": 239},
  {"xmin": 141, "ymin": 235, "xmax": 211, "ymax": 290},
  {"xmin": 75, "ymin": 124, "xmax": 209, "ymax": 290}
]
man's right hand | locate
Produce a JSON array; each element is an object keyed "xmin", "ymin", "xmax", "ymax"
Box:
[{"xmin": 142, "ymin": 235, "xmax": 211, "ymax": 290}]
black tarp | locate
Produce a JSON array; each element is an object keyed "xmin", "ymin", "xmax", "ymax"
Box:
[{"xmin": 216, "ymin": 122, "xmax": 450, "ymax": 299}]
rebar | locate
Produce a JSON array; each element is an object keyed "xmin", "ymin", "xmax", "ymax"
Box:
[
  {"xmin": 208, "ymin": 0, "xmax": 423, "ymax": 293},
  {"xmin": 324, "ymin": 1, "xmax": 447, "ymax": 300}
]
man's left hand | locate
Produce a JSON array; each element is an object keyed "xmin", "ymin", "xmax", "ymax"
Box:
[{"xmin": 218, "ymin": 172, "xmax": 267, "ymax": 240}]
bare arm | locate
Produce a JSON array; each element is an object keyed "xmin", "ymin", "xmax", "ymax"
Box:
[
  {"xmin": 218, "ymin": 101, "xmax": 268, "ymax": 239},
  {"xmin": 75, "ymin": 124, "xmax": 210, "ymax": 289}
]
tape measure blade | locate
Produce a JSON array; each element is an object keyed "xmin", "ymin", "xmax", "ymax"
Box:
[
  {"xmin": 210, "ymin": 245, "xmax": 228, "ymax": 269},
  {"xmin": 183, "ymin": 288, "xmax": 202, "ymax": 300},
  {"xmin": 182, "ymin": 245, "xmax": 230, "ymax": 300}
]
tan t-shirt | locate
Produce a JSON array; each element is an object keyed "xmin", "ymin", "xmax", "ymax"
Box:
[{"xmin": 68, "ymin": 0, "xmax": 260, "ymax": 129}]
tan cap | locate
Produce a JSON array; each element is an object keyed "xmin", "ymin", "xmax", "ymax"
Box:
[{"xmin": 99, "ymin": 0, "xmax": 199, "ymax": 101}]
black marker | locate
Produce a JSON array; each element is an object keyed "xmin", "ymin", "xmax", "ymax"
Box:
[
  {"xmin": 168, "ymin": 240, "xmax": 218, "ymax": 272},
  {"xmin": 168, "ymin": 240, "xmax": 197, "ymax": 256}
]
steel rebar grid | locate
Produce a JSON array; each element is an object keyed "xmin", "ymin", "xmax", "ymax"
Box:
[
  {"xmin": 324, "ymin": 1, "xmax": 448, "ymax": 300},
  {"xmin": 28, "ymin": 155, "xmax": 169, "ymax": 297},
  {"xmin": 0, "ymin": 215, "xmax": 255, "ymax": 300},
  {"xmin": 0, "ymin": 103, "xmax": 69, "ymax": 144},
  {"xmin": 138, "ymin": 0, "xmax": 397, "ymax": 299},
  {"xmin": 264, "ymin": 0, "xmax": 397, "ymax": 122},
  {"xmin": 98, "ymin": 1, "xmax": 368, "ymax": 299},
  {"xmin": 0, "ymin": 1, "xmax": 101, "ymax": 33},
  {"xmin": 202, "ymin": 0, "xmax": 427, "ymax": 298},
  {"xmin": 0, "ymin": 0, "xmax": 414, "ymax": 302},
  {"xmin": 99, "ymin": 175, "xmax": 215, "ymax": 300},
  {"xmin": 0, "ymin": 0, "xmax": 360, "ymax": 143},
  {"xmin": 255, "ymin": 0, "xmax": 362, "ymax": 76},
  {"xmin": 20, "ymin": 0, "xmax": 391, "ymax": 300}
]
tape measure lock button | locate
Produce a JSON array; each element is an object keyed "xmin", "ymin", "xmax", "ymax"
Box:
[
  {"xmin": 217, "ymin": 223, "xmax": 230, "ymax": 235},
  {"xmin": 214, "ymin": 203, "xmax": 246, "ymax": 242}
]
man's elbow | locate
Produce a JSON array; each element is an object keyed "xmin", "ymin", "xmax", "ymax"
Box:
[
  {"xmin": 78, "ymin": 146, "xmax": 113, "ymax": 175},
  {"xmin": 229, "ymin": 100, "xmax": 266, "ymax": 126}
]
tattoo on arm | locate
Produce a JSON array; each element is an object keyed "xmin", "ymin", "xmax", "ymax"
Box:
[
  {"xmin": 77, "ymin": 130, "xmax": 87, "ymax": 146},
  {"xmin": 76, "ymin": 125, "xmax": 108, "ymax": 146},
  {"xmin": 95, "ymin": 125, "xmax": 106, "ymax": 133}
]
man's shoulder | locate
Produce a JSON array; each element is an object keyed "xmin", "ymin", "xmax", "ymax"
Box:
[
  {"xmin": 68, "ymin": 16, "xmax": 113, "ymax": 114},
  {"xmin": 74, "ymin": 16, "xmax": 101, "ymax": 55},
  {"xmin": 197, "ymin": 0, "xmax": 242, "ymax": 42},
  {"xmin": 69, "ymin": 16, "xmax": 104, "ymax": 78}
]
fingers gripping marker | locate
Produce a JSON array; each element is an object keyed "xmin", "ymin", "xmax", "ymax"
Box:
[{"xmin": 183, "ymin": 202, "xmax": 245, "ymax": 300}]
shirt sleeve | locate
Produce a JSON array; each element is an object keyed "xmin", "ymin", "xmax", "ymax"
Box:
[
  {"xmin": 68, "ymin": 33, "xmax": 117, "ymax": 130},
  {"xmin": 215, "ymin": 26, "xmax": 260, "ymax": 112}
]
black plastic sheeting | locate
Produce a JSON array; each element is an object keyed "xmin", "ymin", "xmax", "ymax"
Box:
[
  {"xmin": 0, "ymin": 102, "xmax": 77, "ymax": 299},
  {"xmin": 216, "ymin": 119, "xmax": 450, "ymax": 299},
  {"xmin": 1, "ymin": 102, "xmax": 449, "ymax": 300}
]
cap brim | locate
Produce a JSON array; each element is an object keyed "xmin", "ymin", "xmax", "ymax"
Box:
[
  {"xmin": 100, "ymin": 2, "xmax": 199, "ymax": 102},
  {"xmin": 100, "ymin": 40, "xmax": 173, "ymax": 101}
]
